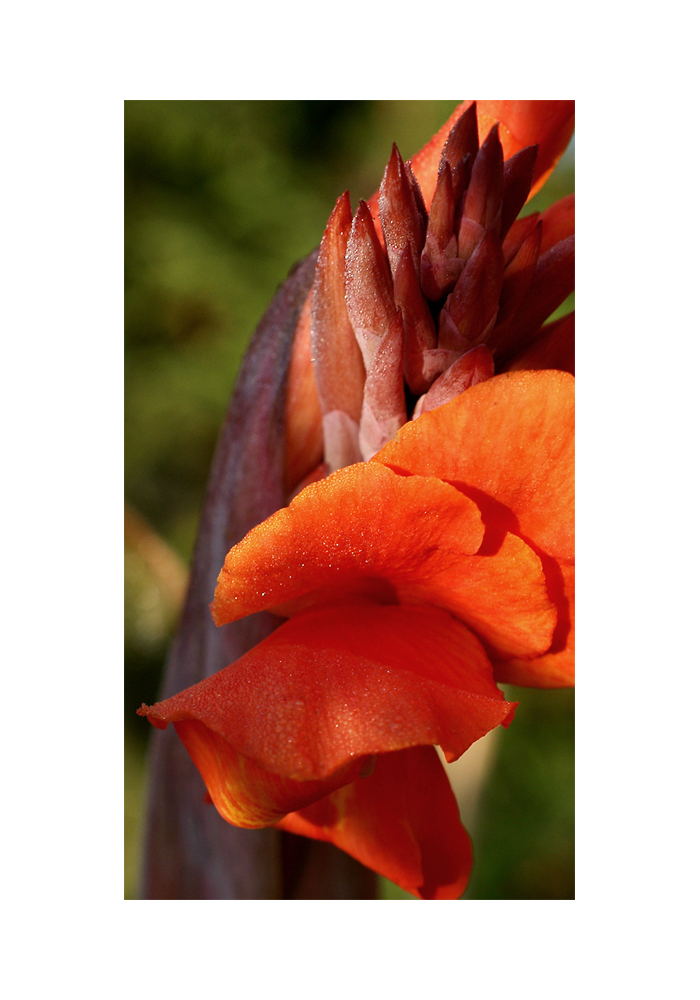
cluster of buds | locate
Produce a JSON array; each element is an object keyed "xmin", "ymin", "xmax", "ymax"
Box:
[{"xmin": 311, "ymin": 102, "xmax": 574, "ymax": 472}]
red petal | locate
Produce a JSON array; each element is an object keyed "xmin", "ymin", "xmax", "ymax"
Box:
[
  {"xmin": 490, "ymin": 221, "xmax": 543, "ymax": 352},
  {"xmin": 498, "ymin": 235, "xmax": 575, "ymax": 364},
  {"xmin": 506, "ymin": 312, "xmax": 575, "ymax": 376},
  {"xmin": 278, "ymin": 746, "xmax": 474, "ymax": 899},
  {"xmin": 540, "ymin": 193, "xmax": 575, "ymax": 254},
  {"xmin": 140, "ymin": 603, "xmax": 516, "ymax": 823}
]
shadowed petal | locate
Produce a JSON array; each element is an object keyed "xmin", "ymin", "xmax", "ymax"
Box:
[
  {"xmin": 420, "ymin": 159, "xmax": 461, "ymax": 301},
  {"xmin": 374, "ymin": 370, "xmax": 574, "ymax": 563},
  {"xmin": 495, "ymin": 561, "xmax": 574, "ymax": 687},
  {"xmin": 367, "ymin": 100, "xmax": 573, "ymax": 219},
  {"xmin": 440, "ymin": 100, "xmax": 480, "ymax": 171},
  {"xmin": 494, "ymin": 220, "xmax": 542, "ymax": 336},
  {"xmin": 278, "ymin": 746, "xmax": 474, "ymax": 899},
  {"xmin": 506, "ymin": 312, "xmax": 575, "ymax": 376},
  {"xmin": 496, "ymin": 236, "xmax": 575, "ymax": 365},
  {"xmin": 376, "ymin": 102, "xmax": 477, "ymax": 214},
  {"xmin": 540, "ymin": 193, "xmax": 575, "ymax": 253}
]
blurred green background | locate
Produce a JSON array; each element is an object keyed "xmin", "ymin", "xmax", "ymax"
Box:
[{"xmin": 125, "ymin": 100, "xmax": 574, "ymax": 900}]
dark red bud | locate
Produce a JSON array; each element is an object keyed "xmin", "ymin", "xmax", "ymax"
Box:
[
  {"xmin": 502, "ymin": 211, "xmax": 541, "ymax": 266},
  {"xmin": 379, "ymin": 144, "xmax": 427, "ymax": 278},
  {"xmin": 345, "ymin": 200, "xmax": 396, "ymax": 371},
  {"xmin": 358, "ymin": 309, "xmax": 407, "ymax": 459},
  {"xmin": 440, "ymin": 229, "xmax": 504, "ymax": 351},
  {"xmin": 394, "ymin": 246, "xmax": 439, "ymax": 395},
  {"xmin": 500, "ymin": 144, "xmax": 539, "ymax": 238},
  {"xmin": 492, "ymin": 220, "xmax": 542, "ymax": 339},
  {"xmin": 441, "ymin": 101, "xmax": 479, "ymax": 170},
  {"xmin": 420, "ymin": 160, "xmax": 461, "ymax": 300},
  {"xmin": 495, "ymin": 235, "xmax": 575, "ymax": 365},
  {"xmin": 415, "ymin": 345, "xmax": 495, "ymax": 416},
  {"xmin": 458, "ymin": 124, "xmax": 504, "ymax": 254},
  {"xmin": 311, "ymin": 191, "xmax": 365, "ymax": 422}
]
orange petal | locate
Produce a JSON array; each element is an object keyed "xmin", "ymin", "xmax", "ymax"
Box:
[
  {"xmin": 213, "ymin": 461, "xmax": 483, "ymax": 622},
  {"xmin": 212, "ymin": 461, "xmax": 555, "ymax": 659},
  {"xmin": 396, "ymin": 530, "xmax": 557, "ymax": 660},
  {"xmin": 139, "ymin": 604, "xmax": 516, "ymax": 824},
  {"xmin": 494, "ymin": 561, "xmax": 574, "ymax": 688},
  {"xmin": 474, "ymin": 101, "xmax": 575, "ymax": 198},
  {"xmin": 374, "ymin": 370, "xmax": 574, "ymax": 564},
  {"xmin": 278, "ymin": 745, "xmax": 474, "ymax": 899}
]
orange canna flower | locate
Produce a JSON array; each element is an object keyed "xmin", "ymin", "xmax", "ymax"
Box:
[{"xmin": 140, "ymin": 101, "xmax": 574, "ymax": 899}]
